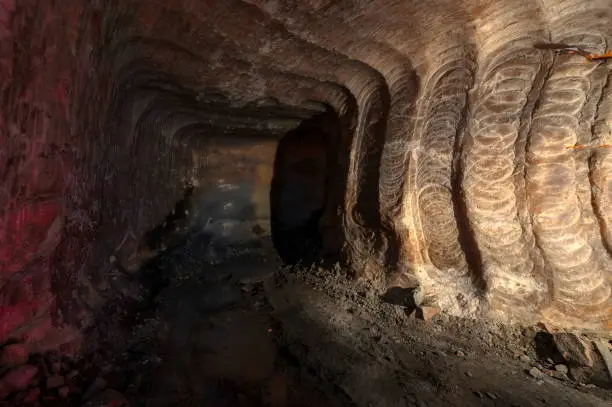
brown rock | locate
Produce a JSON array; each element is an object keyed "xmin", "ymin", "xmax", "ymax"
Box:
[
  {"xmin": 46, "ymin": 374, "xmax": 65, "ymax": 389},
  {"xmin": 0, "ymin": 344, "xmax": 29, "ymax": 367},
  {"xmin": 0, "ymin": 365, "xmax": 39, "ymax": 399},
  {"xmin": 553, "ymin": 333, "xmax": 593, "ymax": 367},
  {"xmin": 58, "ymin": 386, "xmax": 70, "ymax": 398},
  {"xmin": 415, "ymin": 306, "xmax": 441, "ymax": 321},
  {"xmin": 529, "ymin": 367, "xmax": 545, "ymax": 379},
  {"xmin": 23, "ymin": 387, "xmax": 41, "ymax": 403}
]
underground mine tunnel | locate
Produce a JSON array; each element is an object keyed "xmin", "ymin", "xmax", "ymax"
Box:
[{"xmin": 2, "ymin": 0, "xmax": 612, "ymax": 406}]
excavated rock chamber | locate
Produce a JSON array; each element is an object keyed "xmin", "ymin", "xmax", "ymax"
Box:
[{"xmin": 1, "ymin": 0, "xmax": 612, "ymax": 402}]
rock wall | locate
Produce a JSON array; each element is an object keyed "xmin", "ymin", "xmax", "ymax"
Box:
[
  {"xmin": 1, "ymin": 3, "xmax": 611, "ymax": 397},
  {"xmin": 0, "ymin": 0, "xmax": 324, "ymax": 372}
]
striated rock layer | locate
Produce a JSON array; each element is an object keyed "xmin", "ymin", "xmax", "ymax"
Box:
[{"xmin": 0, "ymin": 0, "xmax": 611, "ymax": 363}]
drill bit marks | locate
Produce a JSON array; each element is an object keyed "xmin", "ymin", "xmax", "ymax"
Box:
[{"xmin": 534, "ymin": 42, "xmax": 612, "ymax": 61}]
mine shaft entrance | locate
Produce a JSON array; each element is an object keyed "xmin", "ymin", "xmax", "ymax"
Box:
[{"xmin": 270, "ymin": 117, "xmax": 333, "ymax": 265}]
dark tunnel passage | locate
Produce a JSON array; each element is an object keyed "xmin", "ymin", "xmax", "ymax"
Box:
[{"xmin": 270, "ymin": 119, "xmax": 331, "ymax": 265}]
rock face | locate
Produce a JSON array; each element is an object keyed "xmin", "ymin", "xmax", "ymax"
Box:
[{"xmin": 0, "ymin": 0, "xmax": 611, "ymax": 377}]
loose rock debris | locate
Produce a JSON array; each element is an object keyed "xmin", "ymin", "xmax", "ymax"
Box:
[{"xmin": 3, "ymin": 236, "xmax": 612, "ymax": 406}]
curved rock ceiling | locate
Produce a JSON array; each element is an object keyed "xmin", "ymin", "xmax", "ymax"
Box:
[{"xmin": 1, "ymin": 0, "xmax": 611, "ymax": 354}]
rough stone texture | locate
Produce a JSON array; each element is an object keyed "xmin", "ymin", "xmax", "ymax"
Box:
[
  {"xmin": 554, "ymin": 333, "xmax": 595, "ymax": 367},
  {"xmin": 0, "ymin": 0, "xmax": 611, "ymax": 393}
]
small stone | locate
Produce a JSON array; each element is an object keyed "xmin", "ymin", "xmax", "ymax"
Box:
[
  {"xmin": 47, "ymin": 375, "xmax": 65, "ymax": 389},
  {"xmin": 415, "ymin": 306, "xmax": 441, "ymax": 321},
  {"xmin": 465, "ymin": 371, "xmax": 473, "ymax": 377},
  {"xmin": 23, "ymin": 387, "xmax": 41, "ymax": 403},
  {"xmin": 546, "ymin": 358, "xmax": 554, "ymax": 365},
  {"xmin": 543, "ymin": 368, "xmax": 555, "ymax": 377},
  {"xmin": 58, "ymin": 386, "xmax": 70, "ymax": 398},
  {"xmin": 529, "ymin": 367, "xmax": 545, "ymax": 379},
  {"xmin": 474, "ymin": 391, "xmax": 484, "ymax": 398},
  {"xmin": 486, "ymin": 392, "xmax": 498, "ymax": 400},
  {"xmin": 519, "ymin": 354, "xmax": 531, "ymax": 362},
  {"xmin": 0, "ymin": 365, "xmax": 39, "ymax": 399},
  {"xmin": 548, "ymin": 370, "xmax": 567, "ymax": 381},
  {"xmin": 455, "ymin": 350, "xmax": 465, "ymax": 357},
  {"xmin": 0, "ymin": 344, "xmax": 29, "ymax": 367},
  {"xmin": 553, "ymin": 333, "xmax": 593, "ymax": 367},
  {"xmin": 554, "ymin": 364, "xmax": 568, "ymax": 374}
]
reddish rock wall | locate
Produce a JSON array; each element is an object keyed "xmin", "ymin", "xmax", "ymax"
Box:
[
  {"xmin": 0, "ymin": 3, "xmax": 326, "ymax": 393},
  {"xmin": 0, "ymin": 0, "xmax": 269, "ymax": 385},
  {"xmin": 1, "ymin": 0, "xmax": 90, "ymax": 356}
]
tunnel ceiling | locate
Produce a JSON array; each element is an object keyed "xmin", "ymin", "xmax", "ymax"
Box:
[{"xmin": 1, "ymin": 0, "xmax": 612, "ymax": 359}]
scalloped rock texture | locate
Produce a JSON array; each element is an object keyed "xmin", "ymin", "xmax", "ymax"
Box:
[{"xmin": 0, "ymin": 0, "xmax": 611, "ymax": 362}]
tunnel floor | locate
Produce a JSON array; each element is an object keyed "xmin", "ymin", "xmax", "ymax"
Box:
[{"xmin": 31, "ymin": 234, "xmax": 612, "ymax": 407}]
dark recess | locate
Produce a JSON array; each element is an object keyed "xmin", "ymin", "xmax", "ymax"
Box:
[{"xmin": 270, "ymin": 118, "xmax": 331, "ymax": 266}]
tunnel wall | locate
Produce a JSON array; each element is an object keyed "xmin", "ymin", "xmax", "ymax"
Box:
[
  {"xmin": 0, "ymin": 0, "xmax": 252, "ymax": 362},
  {"xmin": 2, "ymin": 3, "xmax": 611, "ymax": 393},
  {"xmin": 0, "ymin": 0, "xmax": 96, "ymax": 356},
  {"xmin": 0, "ymin": 1, "xmax": 330, "ymax": 372}
]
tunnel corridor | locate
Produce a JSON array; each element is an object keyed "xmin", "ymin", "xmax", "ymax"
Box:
[{"xmin": 1, "ymin": 0, "xmax": 612, "ymax": 406}]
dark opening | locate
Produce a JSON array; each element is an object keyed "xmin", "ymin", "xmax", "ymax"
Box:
[{"xmin": 270, "ymin": 118, "xmax": 330, "ymax": 265}]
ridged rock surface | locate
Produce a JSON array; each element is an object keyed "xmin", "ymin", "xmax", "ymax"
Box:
[{"xmin": 0, "ymin": 0, "xmax": 611, "ymax": 362}]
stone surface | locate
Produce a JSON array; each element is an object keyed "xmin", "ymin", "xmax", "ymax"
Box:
[
  {"xmin": 58, "ymin": 385, "xmax": 70, "ymax": 398},
  {"xmin": 23, "ymin": 387, "xmax": 41, "ymax": 403},
  {"xmin": 0, "ymin": 4, "xmax": 611, "ymax": 403},
  {"xmin": 0, "ymin": 365, "xmax": 38, "ymax": 399},
  {"xmin": 553, "ymin": 334, "xmax": 594, "ymax": 367},
  {"xmin": 529, "ymin": 367, "xmax": 545, "ymax": 380},
  {"xmin": 46, "ymin": 374, "xmax": 65, "ymax": 389},
  {"xmin": 0, "ymin": 344, "xmax": 29, "ymax": 367},
  {"xmin": 415, "ymin": 306, "xmax": 441, "ymax": 322}
]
